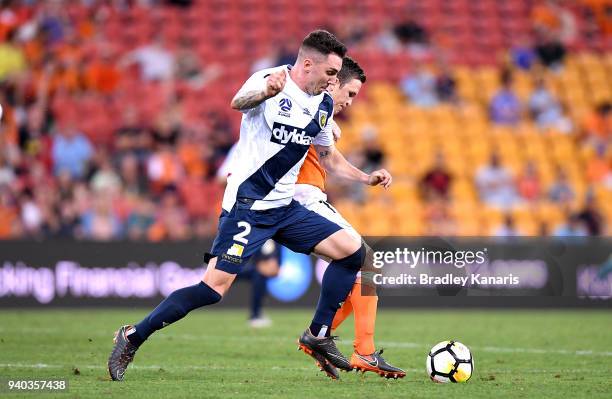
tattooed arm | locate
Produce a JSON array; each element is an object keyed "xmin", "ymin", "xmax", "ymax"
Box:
[
  {"xmin": 230, "ymin": 70, "xmax": 287, "ymax": 111},
  {"xmin": 230, "ymin": 90, "xmax": 269, "ymax": 111}
]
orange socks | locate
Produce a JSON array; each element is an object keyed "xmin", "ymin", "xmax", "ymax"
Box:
[
  {"xmin": 331, "ymin": 278, "xmax": 378, "ymax": 355},
  {"xmin": 331, "ymin": 294, "xmax": 353, "ymax": 330}
]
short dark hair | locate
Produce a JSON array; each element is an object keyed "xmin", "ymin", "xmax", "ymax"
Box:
[
  {"xmin": 337, "ymin": 56, "xmax": 366, "ymax": 86},
  {"xmin": 301, "ymin": 29, "xmax": 347, "ymax": 58}
]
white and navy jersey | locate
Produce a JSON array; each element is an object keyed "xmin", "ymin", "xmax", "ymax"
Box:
[{"xmin": 222, "ymin": 65, "xmax": 335, "ymax": 211}]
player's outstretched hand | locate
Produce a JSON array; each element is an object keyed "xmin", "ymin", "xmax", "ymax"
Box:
[
  {"xmin": 368, "ymin": 169, "xmax": 392, "ymax": 189},
  {"xmin": 265, "ymin": 70, "xmax": 287, "ymax": 98}
]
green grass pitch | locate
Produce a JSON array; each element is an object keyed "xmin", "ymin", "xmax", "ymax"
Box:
[{"xmin": 0, "ymin": 309, "xmax": 610, "ymax": 398}]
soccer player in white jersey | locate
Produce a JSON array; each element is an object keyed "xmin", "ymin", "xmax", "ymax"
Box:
[
  {"xmin": 217, "ymin": 60, "xmax": 404, "ymax": 377},
  {"xmin": 108, "ymin": 30, "xmax": 390, "ymax": 381}
]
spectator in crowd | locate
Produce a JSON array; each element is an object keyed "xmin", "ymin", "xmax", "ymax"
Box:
[
  {"xmin": 147, "ymin": 187, "xmax": 190, "ymax": 241},
  {"xmin": 360, "ymin": 126, "xmax": 385, "ymax": 173},
  {"xmin": 586, "ymin": 145, "xmax": 610, "ymax": 184},
  {"xmin": 250, "ymin": 44, "xmax": 279, "ymax": 73},
  {"xmin": 494, "ymin": 214, "xmax": 523, "ymax": 237},
  {"xmin": 581, "ymin": 101, "xmax": 611, "ymax": 151},
  {"xmin": 84, "ymin": 47, "xmax": 122, "ymax": 94},
  {"xmin": 0, "ymin": 187, "xmax": 20, "ymax": 238},
  {"xmin": 376, "ymin": 19, "xmax": 430, "ymax": 56},
  {"xmin": 0, "ymin": 29, "xmax": 25, "ymax": 80},
  {"xmin": 79, "ymin": 193, "xmax": 122, "ymax": 240},
  {"xmin": 511, "ymin": 36, "xmax": 538, "ymax": 70},
  {"xmin": 531, "ymin": 0, "xmax": 576, "ymax": 69},
  {"xmin": 475, "ymin": 152, "xmax": 518, "ymax": 210},
  {"xmin": 125, "ymin": 197, "xmax": 156, "ymax": 241},
  {"xmin": 535, "ymin": 41, "xmax": 564, "ymax": 71},
  {"xmin": 275, "ymin": 42, "xmax": 296, "ymax": 67},
  {"xmin": 516, "ymin": 160, "xmax": 542, "ymax": 203},
  {"xmin": 18, "ymin": 104, "xmax": 52, "ymax": 158},
  {"xmin": 528, "ymin": 77, "xmax": 572, "ymax": 133},
  {"xmin": 334, "ymin": 10, "xmax": 369, "ymax": 49},
  {"xmin": 175, "ymin": 38, "xmax": 221, "ymax": 90},
  {"xmin": 420, "ymin": 152, "xmax": 452, "ymax": 200},
  {"xmin": 582, "ymin": 0, "xmax": 612, "ymax": 36},
  {"xmin": 89, "ymin": 150, "xmax": 122, "ymax": 195},
  {"xmin": 424, "ymin": 197, "xmax": 456, "ymax": 236},
  {"xmin": 490, "ymin": 69, "xmax": 521, "ymax": 126},
  {"xmin": 0, "ymin": 151, "xmax": 16, "ymax": 187},
  {"xmin": 435, "ymin": 63, "xmax": 458, "ymax": 104},
  {"xmin": 51, "ymin": 118, "xmax": 93, "ymax": 179},
  {"xmin": 113, "ymin": 107, "xmax": 152, "ymax": 163},
  {"xmin": 548, "ymin": 167, "xmax": 575, "ymax": 204},
  {"xmin": 122, "ymin": 34, "xmax": 175, "ymax": 82},
  {"xmin": 577, "ymin": 193, "xmax": 603, "ymax": 235},
  {"xmin": 119, "ymin": 153, "xmax": 148, "ymax": 196},
  {"xmin": 553, "ymin": 213, "xmax": 589, "ymax": 237},
  {"xmin": 401, "ymin": 61, "xmax": 438, "ymax": 108},
  {"xmin": 146, "ymin": 143, "xmax": 184, "ymax": 192},
  {"xmin": 166, "ymin": 0, "xmax": 194, "ymax": 7},
  {"xmin": 18, "ymin": 190, "xmax": 43, "ymax": 237},
  {"xmin": 394, "ymin": 19, "xmax": 429, "ymax": 46}
]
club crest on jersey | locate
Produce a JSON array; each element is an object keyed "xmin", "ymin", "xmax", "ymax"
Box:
[
  {"xmin": 271, "ymin": 122, "xmax": 313, "ymax": 146},
  {"xmin": 318, "ymin": 110, "xmax": 328, "ymax": 129}
]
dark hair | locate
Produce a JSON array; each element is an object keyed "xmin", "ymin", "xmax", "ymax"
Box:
[
  {"xmin": 500, "ymin": 68, "xmax": 513, "ymax": 87},
  {"xmin": 337, "ymin": 56, "xmax": 366, "ymax": 86},
  {"xmin": 301, "ymin": 29, "xmax": 347, "ymax": 58}
]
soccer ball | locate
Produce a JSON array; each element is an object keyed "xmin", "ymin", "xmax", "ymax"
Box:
[{"xmin": 426, "ymin": 340, "xmax": 473, "ymax": 383}]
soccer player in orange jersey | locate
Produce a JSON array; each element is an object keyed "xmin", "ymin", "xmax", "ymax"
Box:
[{"xmin": 295, "ymin": 57, "xmax": 405, "ymax": 379}]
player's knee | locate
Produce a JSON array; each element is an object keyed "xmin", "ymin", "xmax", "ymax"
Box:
[
  {"xmin": 333, "ymin": 243, "xmax": 366, "ymax": 272},
  {"xmin": 202, "ymin": 257, "xmax": 235, "ymax": 297},
  {"xmin": 201, "ymin": 279, "xmax": 229, "ymax": 298}
]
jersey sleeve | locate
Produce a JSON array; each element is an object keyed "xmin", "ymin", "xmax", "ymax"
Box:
[
  {"xmin": 234, "ymin": 67, "xmax": 282, "ymax": 114},
  {"xmin": 312, "ymin": 114, "xmax": 334, "ymax": 146},
  {"xmin": 233, "ymin": 70, "xmax": 269, "ymax": 114},
  {"xmin": 312, "ymin": 93, "xmax": 335, "ymax": 147}
]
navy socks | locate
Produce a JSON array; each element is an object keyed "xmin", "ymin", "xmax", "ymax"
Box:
[
  {"xmin": 310, "ymin": 244, "xmax": 365, "ymax": 337},
  {"xmin": 128, "ymin": 281, "xmax": 222, "ymax": 347}
]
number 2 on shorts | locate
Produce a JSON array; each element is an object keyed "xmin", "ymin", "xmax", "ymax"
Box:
[{"xmin": 233, "ymin": 221, "xmax": 251, "ymax": 244}]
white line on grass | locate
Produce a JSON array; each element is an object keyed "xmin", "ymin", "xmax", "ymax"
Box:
[
  {"xmin": 1, "ymin": 363, "xmax": 610, "ymax": 376},
  {"xmin": 2, "ymin": 329, "xmax": 611, "ymax": 358},
  {"xmin": 165, "ymin": 333, "xmax": 612, "ymax": 358}
]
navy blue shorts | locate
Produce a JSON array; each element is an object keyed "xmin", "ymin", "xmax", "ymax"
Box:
[{"xmin": 209, "ymin": 199, "xmax": 342, "ymax": 274}]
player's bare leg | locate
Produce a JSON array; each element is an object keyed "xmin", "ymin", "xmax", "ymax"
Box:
[{"xmin": 202, "ymin": 257, "xmax": 237, "ymax": 296}]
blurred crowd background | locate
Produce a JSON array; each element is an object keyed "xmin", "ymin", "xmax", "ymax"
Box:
[{"xmin": 0, "ymin": 0, "xmax": 610, "ymax": 240}]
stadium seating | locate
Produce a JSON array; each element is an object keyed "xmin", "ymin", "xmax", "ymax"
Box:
[{"xmin": 1, "ymin": 0, "xmax": 610, "ymax": 239}]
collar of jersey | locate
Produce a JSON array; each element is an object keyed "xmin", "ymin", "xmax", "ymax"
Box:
[{"xmin": 283, "ymin": 64, "xmax": 320, "ymax": 102}]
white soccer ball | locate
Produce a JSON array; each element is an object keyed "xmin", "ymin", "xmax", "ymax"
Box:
[
  {"xmin": 0, "ymin": 103, "xmax": 3, "ymax": 122},
  {"xmin": 426, "ymin": 340, "xmax": 473, "ymax": 383}
]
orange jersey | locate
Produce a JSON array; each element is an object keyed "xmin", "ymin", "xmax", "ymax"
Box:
[{"xmin": 296, "ymin": 145, "xmax": 326, "ymax": 192}]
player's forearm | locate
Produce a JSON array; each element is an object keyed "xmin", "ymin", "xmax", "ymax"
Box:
[
  {"xmin": 319, "ymin": 147, "xmax": 369, "ymax": 184},
  {"xmin": 230, "ymin": 90, "xmax": 269, "ymax": 111}
]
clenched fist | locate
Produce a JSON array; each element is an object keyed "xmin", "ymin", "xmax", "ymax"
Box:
[
  {"xmin": 368, "ymin": 169, "xmax": 393, "ymax": 189},
  {"xmin": 265, "ymin": 70, "xmax": 287, "ymax": 98}
]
